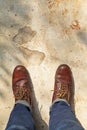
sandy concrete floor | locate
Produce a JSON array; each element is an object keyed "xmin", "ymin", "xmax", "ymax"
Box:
[{"xmin": 0, "ymin": 0, "xmax": 87, "ymax": 129}]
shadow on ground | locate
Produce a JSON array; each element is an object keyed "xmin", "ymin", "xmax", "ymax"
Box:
[
  {"xmin": 70, "ymin": 72, "xmax": 84, "ymax": 129},
  {"xmin": 30, "ymin": 74, "xmax": 48, "ymax": 130}
]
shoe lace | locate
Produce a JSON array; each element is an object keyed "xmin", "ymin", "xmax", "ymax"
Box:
[
  {"xmin": 13, "ymin": 85, "xmax": 31, "ymax": 103},
  {"xmin": 56, "ymin": 82, "xmax": 69, "ymax": 100}
]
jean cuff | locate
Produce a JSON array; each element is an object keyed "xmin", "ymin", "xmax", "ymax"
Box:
[
  {"xmin": 15, "ymin": 100, "xmax": 32, "ymax": 112},
  {"xmin": 50, "ymin": 98, "xmax": 70, "ymax": 112}
]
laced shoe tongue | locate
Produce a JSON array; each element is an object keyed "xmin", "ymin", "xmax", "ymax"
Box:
[
  {"xmin": 55, "ymin": 80, "xmax": 69, "ymax": 101},
  {"xmin": 14, "ymin": 84, "xmax": 31, "ymax": 104}
]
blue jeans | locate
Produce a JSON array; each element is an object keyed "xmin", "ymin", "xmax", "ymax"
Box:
[{"xmin": 6, "ymin": 101, "xmax": 84, "ymax": 130}]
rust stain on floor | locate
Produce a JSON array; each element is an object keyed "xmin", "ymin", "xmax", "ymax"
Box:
[{"xmin": 48, "ymin": 0, "xmax": 64, "ymax": 9}]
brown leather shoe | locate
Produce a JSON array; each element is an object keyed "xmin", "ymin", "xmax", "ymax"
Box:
[
  {"xmin": 12, "ymin": 65, "xmax": 32, "ymax": 105},
  {"xmin": 52, "ymin": 64, "xmax": 73, "ymax": 104}
]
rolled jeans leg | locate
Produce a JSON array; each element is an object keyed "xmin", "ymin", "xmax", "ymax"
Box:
[
  {"xmin": 49, "ymin": 100, "xmax": 84, "ymax": 130},
  {"xmin": 6, "ymin": 102, "xmax": 35, "ymax": 130}
]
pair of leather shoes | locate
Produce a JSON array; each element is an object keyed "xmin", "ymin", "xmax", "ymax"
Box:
[{"xmin": 12, "ymin": 64, "xmax": 73, "ymax": 106}]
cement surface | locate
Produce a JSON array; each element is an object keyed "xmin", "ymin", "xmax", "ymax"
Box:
[{"xmin": 0, "ymin": 0, "xmax": 87, "ymax": 129}]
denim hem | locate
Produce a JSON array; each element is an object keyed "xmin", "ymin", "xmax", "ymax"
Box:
[
  {"xmin": 50, "ymin": 98, "xmax": 70, "ymax": 112},
  {"xmin": 15, "ymin": 100, "xmax": 32, "ymax": 112}
]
